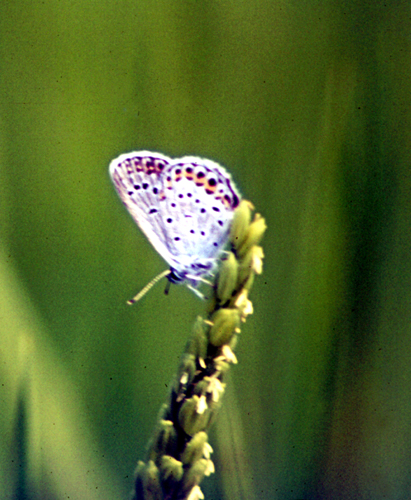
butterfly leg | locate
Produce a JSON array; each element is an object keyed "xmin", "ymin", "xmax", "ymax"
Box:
[
  {"xmin": 185, "ymin": 274, "xmax": 214, "ymax": 287},
  {"xmin": 186, "ymin": 284, "xmax": 207, "ymax": 300}
]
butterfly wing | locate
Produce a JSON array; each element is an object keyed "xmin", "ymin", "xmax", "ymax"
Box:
[
  {"xmin": 158, "ymin": 156, "xmax": 241, "ymax": 276},
  {"xmin": 110, "ymin": 151, "xmax": 241, "ymax": 281},
  {"xmin": 109, "ymin": 151, "xmax": 179, "ymax": 269}
]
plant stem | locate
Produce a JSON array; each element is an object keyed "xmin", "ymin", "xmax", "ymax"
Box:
[{"xmin": 132, "ymin": 200, "xmax": 266, "ymax": 500}]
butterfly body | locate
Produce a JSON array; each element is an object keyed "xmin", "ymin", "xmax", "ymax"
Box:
[{"xmin": 109, "ymin": 151, "xmax": 240, "ymax": 297}]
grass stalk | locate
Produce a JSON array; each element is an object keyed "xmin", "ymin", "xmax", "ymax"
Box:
[{"xmin": 132, "ymin": 200, "xmax": 266, "ymax": 500}]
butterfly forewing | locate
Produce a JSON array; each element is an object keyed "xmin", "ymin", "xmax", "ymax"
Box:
[{"xmin": 109, "ymin": 152, "xmax": 177, "ymax": 268}]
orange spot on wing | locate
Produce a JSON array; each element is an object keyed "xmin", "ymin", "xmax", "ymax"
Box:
[{"xmin": 206, "ymin": 184, "xmax": 217, "ymax": 194}]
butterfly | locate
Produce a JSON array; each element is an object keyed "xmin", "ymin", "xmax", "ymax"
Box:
[{"xmin": 109, "ymin": 151, "xmax": 240, "ymax": 303}]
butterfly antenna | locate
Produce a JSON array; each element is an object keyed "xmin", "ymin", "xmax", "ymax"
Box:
[{"xmin": 127, "ymin": 269, "xmax": 172, "ymax": 305}]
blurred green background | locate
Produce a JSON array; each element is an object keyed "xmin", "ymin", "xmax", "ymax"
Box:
[{"xmin": 1, "ymin": 1, "xmax": 411, "ymax": 499}]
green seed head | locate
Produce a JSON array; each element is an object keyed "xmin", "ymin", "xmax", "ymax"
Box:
[
  {"xmin": 181, "ymin": 431, "xmax": 209, "ymax": 465},
  {"xmin": 209, "ymin": 308, "xmax": 240, "ymax": 347},
  {"xmin": 237, "ymin": 214, "xmax": 267, "ymax": 258},
  {"xmin": 229, "ymin": 200, "xmax": 253, "ymax": 250},
  {"xmin": 159, "ymin": 455, "xmax": 184, "ymax": 483},
  {"xmin": 139, "ymin": 460, "xmax": 162, "ymax": 500},
  {"xmin": 217, "ymin": 251, "xmax": 239, "ymax": 303},
  {"xmin": 178, "ymin": 396, "xmax": 212, "ymax": 436}
]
